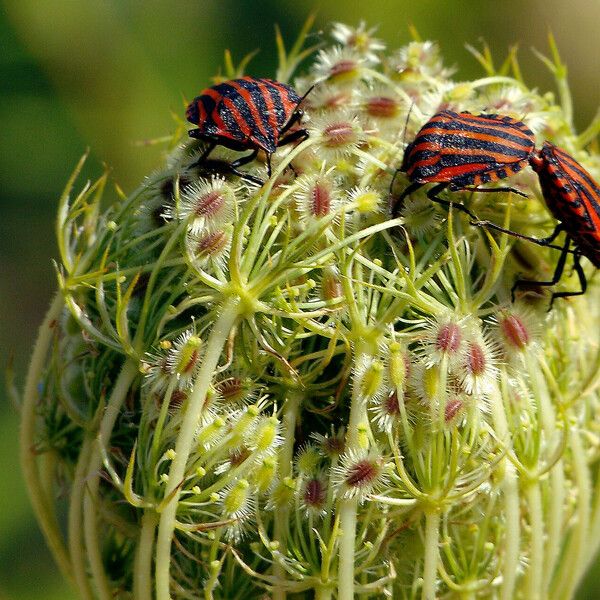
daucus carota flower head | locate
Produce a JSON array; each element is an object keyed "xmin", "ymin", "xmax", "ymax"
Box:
[{"xmin": 22, "ymin": 19, "xmax": 600, "ymax": 600}]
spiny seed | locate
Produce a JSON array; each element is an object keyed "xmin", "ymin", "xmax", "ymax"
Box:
[
  {"xmin": 321, "ymin": 268, "xmax": 342, "ymax": 300},
  {"xmin": 304, "ymin": 478, "xmax": 326, "ymax": 507},
  {"xmin": 195, "ymin": 190, "xmax": 225, "ymax": 217},
  {"xmin": 216, "ymin": 377, "xmax": 246, "ymax": 403},
  {"xmin": 311, "ymin": 183, "xmax": 332, "ymax": 217},
  {"xmin": 445, "ymin": 398, "xmax": 463, "ymax": 422},
  {"xmin": 345, "ymin": 459, "xmax": 380, "ymax": 487},
  {"xmin": 383, "ymin": 391, "xmax": 401, "ymax": 415},
  {"xmin": 366, "ymin": 96, "xmax": 399, "ymax": 118},
  {"xmin": 323, "ymin": 122, "xmax": 355, "ymax": 147},
  {"xmin": 500, "ymin": 314, "xmax": 530, "ymax": 349},
  {"xmin": 330, "ymin": 59, "xmax": 358, "ymax": 77},
  {"xmin": 436, "ymin": 323, "xmax": 462, "ymax": 353},
  {"xmin": 197, "ymin": 230, "xmax": 229, "ymax": 256},
  {"xmin": 229, "ymin": 447, "xmax": 251, "ymax": 466},
  {"xmin": 181, "ymin": 349, "xmax": 199, "ymax": 374},
  {"xmin": 466, "ymin": 342, "xmax": 486, "ymax": 375},
  {"xmin": 320, "ymin": 92, "xmax": 351, "ymax": 110},
  {"xmin": 169, "ymin": 389, "xmax": 187, "ymax": 410},
  {"xmin": 323, "ymin": 436, "xmax": 345, "ymax": 456}
]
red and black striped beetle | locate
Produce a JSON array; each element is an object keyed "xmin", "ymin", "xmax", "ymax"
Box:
[
  {"xmin": 186, "ymin": 76, "xmax": 309, "ymax": 184},
  {"xmin": 506, "ymin": 142, "xmax": 600, "ymax": 303},
  {"xmin": 392, "ymin": 109, "xmax": 600, "ymax": 305},
  {"xmin": 391, "ymin": 110, "xmax": 536, "ymax": 218}
]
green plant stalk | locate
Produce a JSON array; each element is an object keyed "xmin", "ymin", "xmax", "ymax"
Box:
[
  {"xmin": 337, "ymin": 337, "xmax": 372, "ymax": 600},
  {"xmin": 422, "ymin": 508, "xmax": 441, "ymax": 600},
  {"xmin": 20, "ymin": 294, "xmax": 73, "ymax": 583},
  {"xmin": 552, "ymin": 427, "xmax": 591, "ymax": 599},
  {"xmin": 524, "ymin": 482, "xmax": 543, "ymax": 600},
  {"xmin": 273, "ymin": 390, "xmax": 302, "ymax": 600},
  {"xmin": 68, "ymin": 436, "xmax": 95, "ymax": 600},
  {"xmin": 134, "ymin": 511, "xmax": 158, "ymax": 600},
  {"xmin": 315, "ymin": 584, "xmax": 333, "ymax": 600},
  {"xmin": 488, "ymin": 379, "xmax": 520, "ymax": 600},
  {"xmin": 83, "ymin": 359, "xmax": 139, "ymax": 600},
  {"xmin": 525, "ymin": 353, "xmax": 565, "ymax": 593},
  {"xmin": 155, "ymin": 299, "xmax": 240, "ymax": 600},
  {"xmin": 337, "ymin": 498, "xmax": 358, "ymax": 600}
]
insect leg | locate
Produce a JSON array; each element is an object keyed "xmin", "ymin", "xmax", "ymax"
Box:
[
  {"xmin": 470, "ymin": 221, "xmax": 568, "ymax": 252},
  {"xmin": 511, "ymin": 236, "xmax": 571, "ymax": 303},
  {"xmin": 228, "ymin": 150, "xmax": 265, "ymax": 186},
  {"xmin": 549, "ymin": 251, "xmax": 587, "ymax": 307},
  {"xmin": 278, "ymin": 128, "xmax": 309, "ymax": 147},
  {"xmin": 427, "ymin": 183, "xmax": 479, "ymax": 220},
  {"xmin": 390, "ymin": 181, "xmax": 423, "ymax": 217},
  {"xmin": 460, "ymin": 185, "xmax": 529, "ymax": 199},
  {"xmin": 188, "ymin": 140, "xmax": 217, "ymax": 169}
]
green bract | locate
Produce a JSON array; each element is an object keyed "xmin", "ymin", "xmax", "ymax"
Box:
[{"xmin": 21, "ymin": 20, "xmax": 600, "ymax": 600}]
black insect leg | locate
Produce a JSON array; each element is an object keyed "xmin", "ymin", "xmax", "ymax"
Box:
[
  {"xmin": 460, "ymin": 185, "xmax": 529, "ymax": 199},
  {"xmin": 188, "ymin": 140, "xmax": 217, "ymax": 169},
  {"xmin": 549, "ymin": 251, "xmax": 587, "ymax": 307},
  {"xmin": 276, "ymin": 129, "xmax": 310, "ymax": 178},
  {"xmin": 278, "ymin": 128, "xmax": 309, "ymax": 148},
  {"xmin": 427, "ymin": 183, "xmax": 479, "ymax": 220},
  {"xmin": 511, "ymin": 236, "xmax": 572, "ymax": 304},
  {"xmin": 390, "ymin": 181, "xmax": 424, "ymax": 217},
  {"xmin": 470, "ymin": 221, "xmax": 568, "ymax": 253},
  {"xmin": 229, "ymin": 149, "xmax": 265, "ymax": 186}
]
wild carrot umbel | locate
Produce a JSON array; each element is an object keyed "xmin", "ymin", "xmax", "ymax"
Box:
[{"xmin": 21, "ymin": 20, "xmax": 600, "ymax": 600}]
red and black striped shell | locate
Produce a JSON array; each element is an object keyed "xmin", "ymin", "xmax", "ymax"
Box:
[
  {"xmin": 185, "ymin": 76, "xmax": 302, "ymax": 154},
  {"xmin": 401, "ymin": 110, "xmax": 536, "ymax": 188},
  {"xmin": 531, "ymin": 142, "xmax": 600, "ymax": 268}
]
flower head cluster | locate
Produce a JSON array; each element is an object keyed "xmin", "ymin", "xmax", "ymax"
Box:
[{"xmin": 25, "ymin": 19, "xmax": 600, "ymax": 600}]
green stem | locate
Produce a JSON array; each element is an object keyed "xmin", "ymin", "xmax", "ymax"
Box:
[
  {"xmin": 489, "ymin": 380, "xmax": 520, "ymax": 600},
  {"xmin": 526, "ymin": 354, "xmax": 564, "ymax": 593},
  {"xmin": 273, "ymin": 390, "xmax": 302, "ymax": 600},
  {"xmin": 421, "ymin": 509, "xmax": 440, "ymax": 600},
  {"xmin": 315, "ymin": 584, "xmax": 333, "ymax": 600},
  {"xmin": 155, "ymin": 299, "xmax": 240, "ymax": 600},
  {"xmin": 83, "ymin": 359, "xmax": 139, "ymax": 600},
  {"xmin": 524, "ymin": 482, "xmax": 543, "ymax": 600},
  {"xmin": 20, "ymin": 294, "xmax": 74, "ymax": 583},
  {"xmin": 338, "ymin": 497, "xmax": 359, "ymax": 600},
  {"xmin": 337, "ymin": 341, "xmax": 372, "ymax": 600},
  {"xmin": 134, "ymin": 511, "xmax": 158, "ymax": 600},
  {"xmin": 552, "ymin": 427, "xmax": 590, "ymax": 599},
  {"xmin": 68, "ymin": 437, "xmax": 95, "ymax": 600}
]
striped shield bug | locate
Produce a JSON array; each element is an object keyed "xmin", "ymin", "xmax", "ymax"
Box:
[
  {"xmin": 186, "ymin": 76, "xmax": 310, "ymax": 184},
  {"xmin": 392, "ymin": 110, "xmax": 536, "ymax": 218},
  {"xmin": 506, "ymin": 142, "xmax": 600, "ymax": 304}
]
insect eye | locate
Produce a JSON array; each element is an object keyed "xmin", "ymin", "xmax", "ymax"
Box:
[{"xmin": 186, "ymin": 101, "xmax": 200, "ymax": 125}]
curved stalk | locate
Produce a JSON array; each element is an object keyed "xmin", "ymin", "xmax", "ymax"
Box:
[
  {"xmin": 422, "ymin": 509, "xmax": 441, "ymax": 600},
  {"xmin": 20, "ymin": 294, "xmax": 73, "ymax": 582},
  {"xmin": 83, "ymin": 359, "xmax": 139, "ymax": 600},
  {"xmin": 134, "ymin": 511, "xmax": 158, "ymax": 600},
  {"xmin": 338, "ymin": 497, "xmax": 359, "ymax": 600},
  {"xmin": 489, "ymin": 380, "xmax": 520, "ymax": 600},
  {"xmin": 155, "ymin": 299, "xmax": 240, "ymax": 600},
  {"xmin": 68, "ymin": 436, "xmax": 95, "ymax": 600},
  {"xmin": 524, "ymin": 482, "xmax": 543, "ymax": 600},
  {"xmin": 273, "ymin": 390, "xmax": 302, "ymax": 600}
]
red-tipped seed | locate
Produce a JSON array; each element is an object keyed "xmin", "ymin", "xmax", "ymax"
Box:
[
  {"xmin": 500, "ymin": 314, "xmax": 530, "ymax": 349},
  {"xmin": 436, "ymin": 323, "xmax": 462, "ymax": 353}
]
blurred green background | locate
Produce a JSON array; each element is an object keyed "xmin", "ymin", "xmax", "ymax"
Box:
[{"xmin": 1, "ymin": 1, "xmax": 600, "ymax": 598}]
